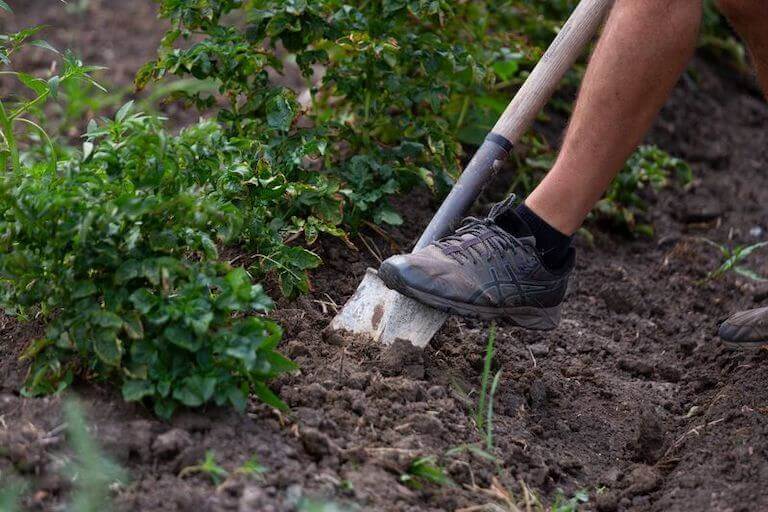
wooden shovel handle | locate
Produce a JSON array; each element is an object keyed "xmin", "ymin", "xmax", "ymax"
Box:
[
  {"xmin": 413, "ymin": 0, "xmax": 614, "ymax": 249},
  {"xmin": 491, "ymin": 0, "xmax": 614, "ymax": 144}
]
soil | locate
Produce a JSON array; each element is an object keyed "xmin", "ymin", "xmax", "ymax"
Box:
[{"xmin": 3, "ymin": 2, "xmax": 768, "ymax": 512}]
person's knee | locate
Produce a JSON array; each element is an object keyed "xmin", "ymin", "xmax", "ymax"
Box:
[{"xmin": 717, "ymin": 0, "xmax": 767, "ymax": 23}]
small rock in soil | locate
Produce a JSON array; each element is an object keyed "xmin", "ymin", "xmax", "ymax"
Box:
[
  {"xmin": 300, "ymin": 427, "xmax": 336, "ymax": 460},
  {"xmin": 623, "ymin": 464, "xmax": 662, "ymax": 497},
  {"xmin": 427, "ymin": 385, "xmax": 446, "ymax": 399},
  {"xmin": 405, "ymin": 413, "xmax": 444, "ymax": 435},
  {"xmin": 528, "ymin": 342, "xmax": 550, "ymax": 357},
  {"xmin": 152, "ymin": 428, "xmax": 193, "ymax": 458},
  {"xmin": 599, "ymin": 284, "xmax": 637, "ymax": 315},
  {"xmin": 239, "ymin": 485, "xmax": 276, "ymax": 512},
  {"xmin": 527, "ymin": 379, "xmax": 549, "ymax": 408},
  {"xmin": 321, "ymin": 326, "xmax": 345, "ymax": 346},
  {"xmin": 303, "ymin": 382, "xmax": 328, "ymax": 408},
  {"xmin": 345, "ymin": 371, "xmax": 370, "ymax": 390}
]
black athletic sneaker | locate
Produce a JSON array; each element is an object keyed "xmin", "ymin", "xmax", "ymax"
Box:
[
  {"xmin": 378, "ymin": 197, "xmax": 574, "ymax": 330},
  {"xmin": 718, "ymin": 306, "xmax": 768, "ymax": 350}
]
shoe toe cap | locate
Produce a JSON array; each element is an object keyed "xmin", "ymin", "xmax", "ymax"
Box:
[
  {"xmin": 718, "ymin": 307, "xmax": 768, "ymax": 344},
  {"xmin": 379, "ymin": 254, "xmax": 435, "ymax": 291}
]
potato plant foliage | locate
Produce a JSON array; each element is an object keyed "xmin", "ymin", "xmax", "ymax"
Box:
[
  {"xmin": 138, "ymin": 0, "xmax": 579, "ymax": 227},
  {"xmin": 0, "ymin": 29, "xmax": 297, "ymax": 418}
]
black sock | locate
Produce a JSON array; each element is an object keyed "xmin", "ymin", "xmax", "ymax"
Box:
[{"xmin": 498, "ymin": 203, "xmax": 572, "ymax": 270}]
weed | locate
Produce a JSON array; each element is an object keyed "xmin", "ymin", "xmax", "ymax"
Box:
[
  {"xmin": 700, "ymin": 239, "xmax": 768, "ymax": 281},
  {"xmin": 551, "ymin": 489, "xmax": 590, "ymax": 512},
  {"xmin": 594, "ymin": 145, "xmax": 691, "ymax": 236},
  {"xmin": 475, "ymin": 324, "xmax": 503, "ymax": 451},
  {"xmin": 180, "ymin": 451, "xmax": 230, "ymax": 485},
  {"xmin": 235, "ymin": 455, "xmax": 269, "ymax": 481},
  {"xmin": 400, "ymin": 456, "xmax": 453, "ymax": 489}
]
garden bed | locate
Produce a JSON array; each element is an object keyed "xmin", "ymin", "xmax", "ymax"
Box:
[{"xmin": 2, "ymin": 1, "xmax": 768, "ymax": 511}]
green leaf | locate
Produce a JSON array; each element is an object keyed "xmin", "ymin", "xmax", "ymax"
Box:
[
  {"xmin": 227, "ymin": 385, "xmax": 248, "ymax": 412},
  {"xmin": 17, "ymin": 72, "xmax": 48, "ymax": 96},
  {"xmin": 164, "ymin": 325, "xmax": 200, "ymax": 351},
  {"xmin": 93, "ymin": 330, "xmax": 122, "ymax": 367},
  {"xmin": 266, "ymin": 94, "xmax": 294, "ymax": 131},
  {"xmin": 252, "ymin": 381, "xmax": 288, "ymax": 410},
  {"xmin": 154, "ymin": 399, "xmax": 176, "ymax": 420},
  {"xmin": 82, "ymin": 141, "xmax": 94, "ymax": 162},
  {"xmin": 92, "ymin": 311, "xmax": 124, "ymax": 329},
  {"xmin": 71, "ymin": 281, "xmax": 97, "ymax": 299},
  {"xmin": 30, "ymin": 40, "xmax": 59, "ymax": 53},
  {"xmin": 375, "ymin": 207, "xmax": 403, "ymax": 226},
  {"xmin": 123, "ymin": 312, "xmax": 144, "ymax": 340},
  {"xmin": 733, "ymin": 266, "xmax": 768, "ymax": 282},
  {"xmin": 0, "ymin": 1, "xmax": 12, "ymax": 13},
  {"xmin": 265, "ymin": 351, "xmax": 299, "ymax": 375},
  {"xmin": 130, "ymin": 288, "xmax": 157, "ymax": 314},
  {"xmin": 173, "ymin": 375, "xmax": 217, "ymax": 407},
  {"xmin": 122, "ymin": 380, "xmax": 154, "ymax": 402},
  {"xmin": 115, "ymin": 100, "xmax": 134, "ymax": 122},
  {"xmin": 47, "ymin": 76, "xmax": 60, "ymax": 100}
]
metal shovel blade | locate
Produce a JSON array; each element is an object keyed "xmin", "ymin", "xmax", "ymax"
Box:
[{"xmin": 330, "ymin": 268, "xmax": 447, "ymax": 348}]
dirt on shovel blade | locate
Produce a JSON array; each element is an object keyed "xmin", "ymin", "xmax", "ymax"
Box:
[{"xmin": 3, "ymin": 1, "xmax": 768, "ymax": 511}]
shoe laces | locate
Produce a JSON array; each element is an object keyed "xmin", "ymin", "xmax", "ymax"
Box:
[{"xmin": 434, "ymin": 217, "xmax": 524, "ymax": 265}]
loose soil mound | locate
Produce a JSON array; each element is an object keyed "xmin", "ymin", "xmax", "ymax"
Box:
[{"xmin": 2, "ymin": 2, "xmax": 768, "ymax": 511}]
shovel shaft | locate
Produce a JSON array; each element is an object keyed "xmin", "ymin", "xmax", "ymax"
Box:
[{"xmin": 414, "ymin": 0, "xmax": 614, "ymax": 251}]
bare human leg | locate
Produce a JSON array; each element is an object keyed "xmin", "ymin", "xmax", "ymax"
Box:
[{"xmin": 525, "ymin": 0, "xmax": 703, "ymax": 235}]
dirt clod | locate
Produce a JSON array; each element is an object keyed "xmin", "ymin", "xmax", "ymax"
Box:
[
  {"xmin": 152, "ymin": 428, "xmax": 193, "ymax": 459},
  {"xmin": 380, "ymin": 338, "xmax": 425, "ymax": 379}
]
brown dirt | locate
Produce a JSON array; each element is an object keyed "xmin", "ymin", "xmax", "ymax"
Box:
[{"xmin": 3, "ymin": 2, "xmax": 768, "ymax": 511}]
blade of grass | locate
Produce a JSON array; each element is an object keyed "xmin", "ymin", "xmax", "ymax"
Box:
[{"xmin": 476, "ymin": 323, "xmax": 496, "ymax": 430}]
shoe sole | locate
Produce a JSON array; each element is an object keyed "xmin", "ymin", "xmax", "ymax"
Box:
[
  {"xmin": 378, "ymin": 263, "xmax": 561, "ymax": 331},
  {"xmin": 721, "ymin": 340, "xmax": 768, "ymax": 351}
]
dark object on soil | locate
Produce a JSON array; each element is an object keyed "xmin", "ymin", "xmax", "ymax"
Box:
[
  {"xmin": 380, "ymin": 338, "xmax": 425, "ymax": 379},
  {"xmin": 629, "ymin": 409, "xmax": 665, "ymax": 464},
  {"xmin": 618, "ymin": 358, "xmax": 654, "ymax": 378},
  {"xmin": 152, "ymin": 428, "xmax": 193, "ymax": 459},
  {"xmin": 599, "ymin": 283, "xmax": 639, "ymax": 315},
  {"xmin": 300, "ymin": 427, "xmax": 338, "ymax": 460}
]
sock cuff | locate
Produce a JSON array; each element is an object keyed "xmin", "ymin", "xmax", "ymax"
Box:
[{"xmin": 516, "ymin": 203, "xmax": 571, "ymax": 243}]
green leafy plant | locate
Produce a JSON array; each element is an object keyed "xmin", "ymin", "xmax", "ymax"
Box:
[
  {"xmin": 551, "ymin": 489, "xmax": 590, "ymax": 512},
  {"xmin": 180, "ymin": 450, "xmax": 230, "ymax": 485},
  {"xmin": 594, "ymin": 145, "xmax": 691, "ymax": 236},
  {"xmin": 137, "ymin": 0, "xmax": 581, "ymax": 233},
  {"xmin": 0, "ymin": 25, "xmax": 105, "ymax": 174},
  {"xmin": 1, "ymin": 106, "xmax": 297, "ymax": 418},
  {"xmin": 236, "ymin": 455, "xmax": 269, "ymax": 481},
  {"xmin": 700, "ymin": 239, "xmax": 768, "ymax": 281},
  {"xmin": 400, "ymin": 456, "xmax": 452, "ymax": 489}
]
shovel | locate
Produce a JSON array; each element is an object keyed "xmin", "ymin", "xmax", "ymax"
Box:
[{"xmin": 330, "ymin": 0, "xmax": 615, "ymax": 347}]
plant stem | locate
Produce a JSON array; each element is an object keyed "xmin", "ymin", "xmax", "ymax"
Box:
[
  {"xmin": 0, "ymin": 101, "xmax": 19, "ymax": 173},
  {"xmin": 486, "ymin": 370, "xmax": 502, "ymax": 451},
  {"xmin": 476, "ymin": 323, "xmax": 496, "ymax": 430},
  {"xmin": 455, "ymin": 95, "xmax": 470, "ymax": 132}
]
